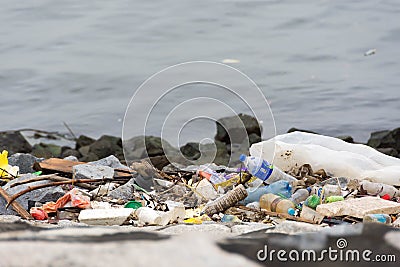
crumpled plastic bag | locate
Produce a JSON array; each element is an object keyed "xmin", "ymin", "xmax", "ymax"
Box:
[
  {"xmin": 250, "ymin": 132, "xmax": 400, "ymax": 186},
  {"xmin": 70, "ymin": 188, "xmax": 91, "ymax": 209},
  {"xmin": 30, "ymin": 188, "xmax": 91, "ymax": 220},
  {"xmin": 30, "ymin": 207, "xmax": 48, "ymax": 220},
  {"xmin": 0, "ymin": 150, "xmax": 19, "ymax": 178}
]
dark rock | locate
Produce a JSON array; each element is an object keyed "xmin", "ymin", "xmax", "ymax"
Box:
[
  {"xmin": 377, "ymin": 147, "xmax": 399, "ymax": 157},
  {"xmin": 83, "ymin": 135, "xmax": 123, "ymax": 162},
  {"xmin": 0, "ymin": 131, "xmax": 32, "ymax": 154},
  {"xmin": 61, "ymin": 148, "xmax": 81, "ymax": 159},
  {"xmin": 248, "ymin": 133, "xmax": 261, "ymax": 145},
  {"xmin": 31, "ymin": 143, "xmax": 62, "ymax": 158},
  {"xmin": 199, "ymin": 141, "xmax": 229, "ymax": 166},
  {"xmin": 8, "ymin": 153, "xmax": 40, "ymax": 174},
  {"xmin": 123, "ymin": 136, "xmax": 179, "ymax": 162},
  {"xmin": 180, "ymin": 142, "xmax": 201, "ymax": 160},
  {"xmin": 75, "ymin": 135, "xmax": 96, "ymax": 150},
  {"xmin": 367, "ymin": 130, "xmax": 396, "ymax": 149},
  {"xmin": 143, "ymin": 155, "xmax": 192, "ymax": 170},
  {"xmin": 287, "ymin": 128, "xmax": 318, "ymax": 134},
  {"xmin": 391, "ymin": 127, "xmax": 400, "ymax": 151},
  {"xmin": 336, "ymin": 135, "xmax": 354, "ymax": 143},
  {"xmin": 78, "ymin": 145, "xmax": 90, "ymax": 157},
  {"xmin": 215, "ymin": 114, "xmax": 262, "ymax": 144}
]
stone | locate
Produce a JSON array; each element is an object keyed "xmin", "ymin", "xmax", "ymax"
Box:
[
  {"xmin": 391, "ymin": 127, "xmax": 400, "ymax": 151},
  {"xmin": 31, "ymin": 143, "xmax": 62, "ymax": 158},
  {"xmin": 248, "ymin": 133, "xmax": 262, "ymax": 145},
  {"xmin": 194, "ymin": 179, "xmax": 218, "ymax": 201},
  {"xmin": 1, "ymin": 174, "xmax": 65, "ymax": 215},
  {"xmin": 75, "ymin": 135, "xmax": 96, "ymax": 150},
  {"xmin": 78, "ymin": 145, "xmax": 90, "ymax": 157},
  {"xmin": 180, "ymin": 142, "xmax": 201, "ymax": 160},
  {"xmin": 215, "ymin": 114, "xmax": 262, "ymax": 144},
  {"xmin": 0, "ymin": 131, "xmax": 32, "ymax": 155},
  {"xmin": 107, "ymin": 178, "xmax": 135, "ymax": 200},
  {"xmin": 123, "ymin": 135, "xmax": 179, "ymax": 161},
  {"xmin": 78, "ymin": 208, "xmax": 134, "ymax": 226},
  {"xmin": 63, "ymin": 155, "xmax": 79, "ymax": 161},
  {"xmin": 367, "ymin": 130, "xmax": 396, "ymax": 149},
  {"xmin": 8, "ymin": 153, "xmax": 40, "ymax": 174},
  {"xmin": 336, "ymin": 135, "xmax": 354, "ymax": 143},
  {"xmin": 84, "ymin": 135, "xmax": 123, "ymax": 162},
  {"xmin": 198, "ymin": 141, "xmax": 229, "ymax": 166},
  {"xmin": 72, "ymin": 164, "xmax": 114, "ymax": 180},
  {"xmin": 90, "ymin": 183, "xmax": 118, "ymax": 197},
  {"xmin": 316, "ymin": 196, "xmax": 400, "ymax": 218},
  {"xmin": 90, "ymin": 155, "xmax": 129, "ymax": 170},
  {"xmin": 377, "ymin": 147, "xmax": 399, "ymax": 157},
  {"xmin": 287, "ymin": 127, "xmax": 317, "ymax": 134},
  {"xmin": 60, "ymin": 148, "xmax": 81, "ymax": 159}
]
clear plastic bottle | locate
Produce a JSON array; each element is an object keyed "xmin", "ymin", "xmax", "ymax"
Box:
[
  {"xmin": 239, "ymin": 154, "xmax": 297, "ymax": 184},
  {"xmin": 243, "ymin": 180, "xmax": 292, "ymax": 204},
  {"xmin": 361, "ymin": 180, "xmax": 400, "ymax": 198},
  {"xmin": 239, "ymin": 154, "xmax": 273, "ymax": 181},
  {"xmin": 266, "ymin": 166, "xmax": 298, "ymax": 185},
  {"xmin": 290, "ymin": 188, "xmax": 309, "ymax": 205},
  {"xmin": 259, "ymin": 193, "xmax": 295, "ymax": 213}
]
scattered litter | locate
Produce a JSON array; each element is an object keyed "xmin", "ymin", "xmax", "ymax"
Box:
[
  {"xmin": 221, "ymin": 59, "xmax": 240, "ymax": 64},
  {"xmin": 364, "ymin": 48, "xmax": 376, "ymax": 56}
]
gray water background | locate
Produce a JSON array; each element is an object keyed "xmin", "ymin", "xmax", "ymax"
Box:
[{"xmin": 1, "ymin": 0, "xmax": 400, "ymax": 145}]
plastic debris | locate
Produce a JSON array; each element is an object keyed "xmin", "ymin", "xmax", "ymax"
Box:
[
  {"xmin": 364, "ymin": 48, "xmax": 376, "ymax": 56},
  {"xmin": 0, "ymin": 150, "xmax": 19, "ymax": 178}
]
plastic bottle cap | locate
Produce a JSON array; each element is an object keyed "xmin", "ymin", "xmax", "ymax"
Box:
[
  {"xmin": 239, "ymin": 154, "xmax": 247, "ymax": 162},
  {"xmin": 287, "ymin": 208, "xmax": 296, "ymax": 216}
]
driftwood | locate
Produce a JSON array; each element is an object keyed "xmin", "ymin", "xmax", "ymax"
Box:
[
  {"xmin": 0, "ymin": 187, "xmax": 33, "ymax": 220},
  {"xmin": 5, "ymin": 178, "xmax": 114, "ymax": 209},
  {"xmin": 34, "ymin": 158, "xmax": 134, "ymax": 178},
  {"xmin": 237, "ymin": 205, "xmax": 318, "ymax": 225},
  {"xmin": 9, "ymin": 174, "xmax": 98, "ymax": 190}
]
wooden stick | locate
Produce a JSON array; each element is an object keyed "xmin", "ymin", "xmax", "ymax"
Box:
[
  {"xmin": 0, "ymin": 187, "xmax": 33, "ymax": 220},
  {"xmin": 10, "ymin": 174, "xmax": 59, "ymax": 188},
  {"xmin": 237, "ymin": 205, "xmax": 318, "ymax": 225},
  {"xmin": 5, "ymin": 178, "xmax": 111, "ymax": 209}
]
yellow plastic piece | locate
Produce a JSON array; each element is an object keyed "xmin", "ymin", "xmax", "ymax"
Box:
[
  {"xmin": 0, "ymin": 150, "xmax": 19, "ymax": 178},
  {"xmin": 0, "ymin": 150, "xmax": 9, "ymax": 178},
  {"xmin": 184, "ymin": 218, "xmax": 203, "ymax": 224}
]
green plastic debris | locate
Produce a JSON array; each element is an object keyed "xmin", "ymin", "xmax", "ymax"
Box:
[{"xmin": 124, "ymin": 201, "xmax": 142, "ymax": 209}]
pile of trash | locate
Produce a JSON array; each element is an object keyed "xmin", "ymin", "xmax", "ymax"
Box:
[{"xmin": 1, "ymin": 132, "xmax": 400, "ymax": 229}]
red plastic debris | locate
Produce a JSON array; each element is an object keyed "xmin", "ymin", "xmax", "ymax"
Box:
[{"xmin": 30, "ymin": 207, "xmax": 48, "ymax": 220}]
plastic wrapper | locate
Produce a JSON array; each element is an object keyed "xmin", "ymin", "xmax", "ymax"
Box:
[
  {"xmin": 30, "ymin": 207, "xmax": 48, "ymax": 220},
  {"xmin": 70, "ymin": 188, "xmax": 91, "ymax": 209},
  {"xmin": 250, "ymin": 132, "xmax": 400, "ymax": 186}
]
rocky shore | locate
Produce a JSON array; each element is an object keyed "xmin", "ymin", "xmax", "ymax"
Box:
[
  {"xmin": 2, "ymin": 114, "xmax": 400, "ymax": 169},
  {"xmin": 1, "ymin": 114, "xmax": 400, "ymax": 266}
]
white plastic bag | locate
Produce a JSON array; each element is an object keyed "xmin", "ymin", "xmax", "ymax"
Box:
[{"xmin": 250, "ymin": 132, "xmax": 400, "ymax": 186}]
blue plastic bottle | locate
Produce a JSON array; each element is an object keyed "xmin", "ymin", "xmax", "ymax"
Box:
[
  {"xmin": 239, "ymin": 154, "xmax": 273, "ymax": 181},
  {"xmin": 243, "ymin": 180, "xmax": 293, "ymax": 204}
]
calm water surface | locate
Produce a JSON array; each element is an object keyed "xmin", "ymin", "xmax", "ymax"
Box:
[{"xmin": 1, "ymin": 0, "xmax": 400, "ymax": 144}]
